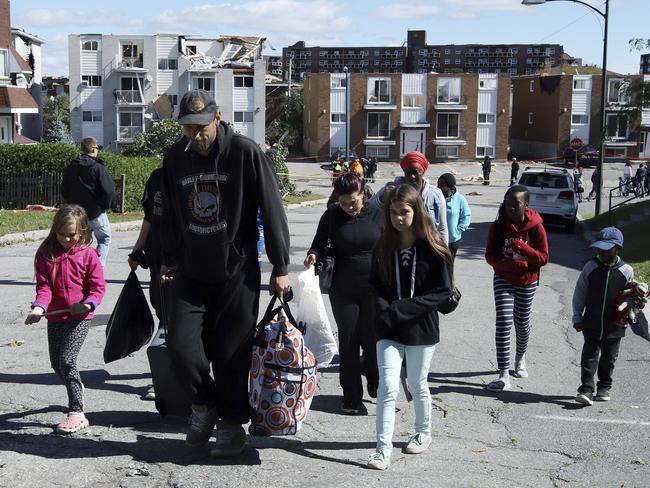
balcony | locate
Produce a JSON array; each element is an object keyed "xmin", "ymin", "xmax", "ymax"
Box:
[
  {"xmin": 364, "ymin": 95, "xmax": 397, "ymax": 110},
  {"xmin": 118, "ymin": 126, "xmax": 143, "ymax": 142},
  {"xmin": 115, "ymin": 55, "xmax": 147, "ymax": 72},
  {"xmin": 114, "ymin": 90, "xmax": 144, "ymax": 105}
]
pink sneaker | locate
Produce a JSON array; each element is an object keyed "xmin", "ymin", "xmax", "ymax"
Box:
[{"xmin": 55, "ymin": 414, "xmax": 89, "ymax": 434}]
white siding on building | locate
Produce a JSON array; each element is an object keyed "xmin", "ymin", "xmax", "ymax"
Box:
[
  {"xmin": 330, "ymin": 73, "xmax": 347, "ymax": 154},
  {"xmin": 401, "ymin": 73, "xmax": 427, "ymax": 125},
  {"xmin": 157, "ymin": 35, "xmax": 179, "ymax": 96},
  {"xmin": 330, "ymin": 123, "xmax": 345, "ymax": 154},
  {"xmin": 233, "ymin": 87, "xmax": 254, "ymax": 110},
  {"xmin": 571, "ymin": 76, "xmax": 592, "ymax": 142},
  {"xmin": 476, "ymin": 126, "xmax": 496, "ymax": 148},
  {"xmin": 402, "ymin": 73, "xmax": 426, "ymax": 95},
  {"xmin": 476, "ymin": 74, "xmax": 498, "ymax": 157},
  {"xmin": 330, "ymin": 90, "xmax": 346, "ymax": 113},
  {"xmin": 80, "ymin": 87, "xmax": 103, "ymax": 110},
  {"xmin": 80, "ymin": 51, "xmax": 100, "ymax": 74}
]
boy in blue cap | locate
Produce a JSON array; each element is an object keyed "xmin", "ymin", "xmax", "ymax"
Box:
[{"xmin": 572, "ymin": 227, "xmax": 634, "ymax": 406}]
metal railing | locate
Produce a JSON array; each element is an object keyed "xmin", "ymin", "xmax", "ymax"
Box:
[
  {"xmin": 608, "ymin": 176, "xmax": 648, "ymax": 224},
  {"xmin": 118, "ymin": 126, "xmax": 143, "ymax": 141},
  {"xmin": 0, "ymin": 171, "xmax": 125, "ymax": 213},
  {"xmin": 114, "ymin": 90, "xmax": 143, "ymax": 104}
]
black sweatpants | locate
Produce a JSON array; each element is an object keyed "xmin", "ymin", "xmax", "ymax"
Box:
[
  {"xmin": 578, "ymin": 336, "xmax": 622, "ymax": 394},
  {"xmin": 47, "ymin": 320, "xmax": 90, "ymax": 413},
  {"xmin": 166, "ymin": 260, "xmax": 260, "ymax": 424},
  {"xmin": 330, "ymin": 278, "xmax": 378, "ymax": 404},
  {"xmin": 449, "ymin": 240, "xmax": 461, "ymax": 261}
]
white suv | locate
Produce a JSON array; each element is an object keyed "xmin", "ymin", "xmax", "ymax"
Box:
[{"xmin": 518, "ymin": 167, "xmax": 578, "ymax": 232}]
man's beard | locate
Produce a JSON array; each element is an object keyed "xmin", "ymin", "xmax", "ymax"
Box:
[{"xmin": 192, "ymin": 139, "xmax": 212, "ymax": 154}]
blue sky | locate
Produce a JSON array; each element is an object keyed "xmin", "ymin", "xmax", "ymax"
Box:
[{"xmin": 11, "ymin": 0, "xmax": 649, "ymax": 77}]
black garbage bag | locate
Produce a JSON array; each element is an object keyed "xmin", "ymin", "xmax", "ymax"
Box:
[{"xmin": 103, "ymin": 270, "xmax": 155, "ymax": 363}]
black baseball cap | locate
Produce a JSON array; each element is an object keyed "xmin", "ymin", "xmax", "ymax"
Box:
[{"xmin": 177, "ymin": 89, "xmax": 217, "ymax": 125}]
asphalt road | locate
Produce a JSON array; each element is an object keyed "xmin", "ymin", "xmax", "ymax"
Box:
[{"xmin": 0, "ymin": 160, "xmax": 648, "ymax": 488}]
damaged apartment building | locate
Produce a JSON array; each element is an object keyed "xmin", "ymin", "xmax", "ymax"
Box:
[{"xmin": 68, "ymin": 33, "xmax": 267, "ymax": 151}]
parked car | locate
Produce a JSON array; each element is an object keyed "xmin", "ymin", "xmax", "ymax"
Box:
[
  {"xmin": 563, "ymin": 144, "xmax": 599, "ymax": 166},
  {"xmin": 518, "ymin": 167, "xmax": 578, "ymax": 232}
]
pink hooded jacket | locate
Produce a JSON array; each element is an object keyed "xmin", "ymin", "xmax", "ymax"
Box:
[{"xmin": 32, "ymin": 244, "xmax": 106, "ymax": 323}]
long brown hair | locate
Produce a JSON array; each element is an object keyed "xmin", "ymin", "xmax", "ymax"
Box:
[
  {"xmin": 37, "ymin": 205, "xmax": 93, "ymax": 260},
  {"xmin": 375, "ymin": 184, "xmax": 452, "ymax": 287}
]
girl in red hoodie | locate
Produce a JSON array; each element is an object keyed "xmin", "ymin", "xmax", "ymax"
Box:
[
  {"xmin": 485, "ymin": 185, "xmax": 548, "ymax": 391},
  {"xmin": 25, "ymin": 205, "xmax": 106, "ymax": 434}
]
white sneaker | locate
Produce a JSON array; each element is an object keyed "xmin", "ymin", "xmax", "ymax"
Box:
[
  {"xmin": 513, "ymin": 354, "xmax": 528, "ymax": 378},
  {"xmin": 403, "ymin": 432, "xmax": 432, "ymax": 454},
  {"xmin": 367, "ymin": 451, "xmax": 390, "ymax": 470}
]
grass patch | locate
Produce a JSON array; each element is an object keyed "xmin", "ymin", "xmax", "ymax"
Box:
[
  {"xmin": 583, "ymin": 199, "xmax": 650, "ymax": 283},
  {"xmin": 0, "ymin": 210, "xmax": 143, "ymax": 237},
  {"xmin": 283, "ymin": 193, "xmax": 325, "ymax": 205}
]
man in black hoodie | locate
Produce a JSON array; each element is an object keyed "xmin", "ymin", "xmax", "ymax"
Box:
[
  {"xmin": 61, "ymin": 137, "xmax": 115, "ymax": 266},
  {"xmin": 159, "ymin": 89, "xmax": 291, "ymax": 457}
]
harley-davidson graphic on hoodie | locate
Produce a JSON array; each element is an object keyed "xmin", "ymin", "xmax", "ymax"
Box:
[{"xmin": 161, "ymin": 122, "xmax": 290, "ymax": 284}]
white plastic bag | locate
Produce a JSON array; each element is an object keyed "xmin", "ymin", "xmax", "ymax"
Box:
[{"xmin": 297, "ymin": 267, "xmax": 338, "ymax": 368}]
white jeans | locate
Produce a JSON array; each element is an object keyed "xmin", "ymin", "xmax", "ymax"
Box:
[{"xmin": 375, "ymin": 339, "xmax": 435, "ymax": 456}]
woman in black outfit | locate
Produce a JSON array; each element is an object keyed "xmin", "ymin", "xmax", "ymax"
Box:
[{"xmin": 305, "ymin": 173, "xmax": 382, "ymax": 415}]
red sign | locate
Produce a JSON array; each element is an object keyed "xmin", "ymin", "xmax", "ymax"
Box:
[{"xmin": 570, "ymin": 137, "xmax": 583, "ymax": 150}]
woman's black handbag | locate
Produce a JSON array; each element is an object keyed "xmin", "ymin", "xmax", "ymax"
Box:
[
  {"xmin": 314, "ymin": 243, "xmax": 334, "ymax": 294},
  {"xmin": 438, "ymin": 286, "xmax": 462, "ymax": 315}
]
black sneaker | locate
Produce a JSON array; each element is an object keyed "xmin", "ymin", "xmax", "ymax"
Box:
[
  {"xmin": 341, "ymin": 401, "xmax": 368, "ymax": 416},
  {"xmin": 595, "ymin": 389, "xmax": 611, "ymax": 401},
  {"xmin": 576, "ymin": 392, "xmax": 593, "ymax": 406}
]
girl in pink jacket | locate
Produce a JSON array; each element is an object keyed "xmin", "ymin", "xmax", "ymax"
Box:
[{"xmin": 25, "ymin": 205, "xmax": 106, "ymax": 434}]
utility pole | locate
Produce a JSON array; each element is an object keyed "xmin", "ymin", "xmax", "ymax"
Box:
[{"xmin": 287, "ymin": 57, "xmax": 292, "ymax": 97}]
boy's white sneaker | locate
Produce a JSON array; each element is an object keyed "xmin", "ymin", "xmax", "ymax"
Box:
[
  {"xmin": 404, "ymin": 433, "xmax": 432, "ymax": 454},
  {"xmin": 367, "ymin": 451, "xmax": 390, "ymax": 470}
]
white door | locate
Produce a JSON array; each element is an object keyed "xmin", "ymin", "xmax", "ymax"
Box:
[
  {"xmin": 400, "ymin": 130, "xmax": 425, "ymax": 156},
  {"xmin": 0, "ymin": 117, "xmax": 10, "ymax": 143},
  {"xmin": 641, "ymin": 131, "xmax": 650, "ymax": 159}
]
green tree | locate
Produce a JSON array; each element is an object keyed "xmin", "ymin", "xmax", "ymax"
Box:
[
  {"xmin": 42, "ymin": 111, "xmax": 74, "ymax": 144},
  {"xmin": 266, "ymin": 87, "xmax": 303, "ymax": 152},
  {"xmin": 269, "ymin": 143, "xmax": 295, "ymax": 197},
  {"xmin": 43, "ymin": 94, "xmax": 70, "ymax": 130},
  {"xmin": 121, "ymin": 119, "xmax": 183, "ymax": 157}
]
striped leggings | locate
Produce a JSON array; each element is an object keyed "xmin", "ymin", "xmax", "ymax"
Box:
[{"xmin": 493, "ymin": 275, "xmax": 537, "ymax": 372}]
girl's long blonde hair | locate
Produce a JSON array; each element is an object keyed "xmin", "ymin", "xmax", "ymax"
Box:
[
  {"xmin": 375, "ymin": 184, "xmax": 452, "ymax": 288},
  {"xmin": 37, "ymin": 205, "xmax": 93, "ymax": 260}
]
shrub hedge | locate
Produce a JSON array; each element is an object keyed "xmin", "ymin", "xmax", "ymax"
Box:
[{"xmin": 0, "ymin": 144, "xmax": 160, "ymax": 212}]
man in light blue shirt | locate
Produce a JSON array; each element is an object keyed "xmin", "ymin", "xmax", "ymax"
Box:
[{"xmin": 437, "ymin": 173, "xmax": 471, "ymax": 260}]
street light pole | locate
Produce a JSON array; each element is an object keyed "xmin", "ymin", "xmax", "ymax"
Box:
[
  {"xmin": 343, "ymin": 66, "xmax": 349, "ymax": 159},
  {"xmin": 522, "ymin": 0, "xmax": 609, "ymax": 216}
]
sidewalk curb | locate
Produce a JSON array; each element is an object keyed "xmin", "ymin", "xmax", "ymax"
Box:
[
  {"xmin": 285, "ymin": 197, "xmax": 329, "ymax": 210},
  {"xmin": 0, "ymin": 220, "xmax": 143, "ymax": 247},
  {"xmin": 0, "ymin": 201, "xmax": 329, "ymax": 247}
]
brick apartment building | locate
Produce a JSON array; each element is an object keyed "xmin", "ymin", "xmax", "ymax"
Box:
[
  {"xmin": 281, "ymin": 30, "xmax": 563, "ymax": 83},
  {"xmin": 303, "ymin": 72, "xmax": 510, "ymax": 162},
  {"xmin": 511, "ymin": 72, "xmax": 648, "ymax": 161}
]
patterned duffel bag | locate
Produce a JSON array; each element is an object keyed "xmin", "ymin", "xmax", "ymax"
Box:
[{"xmin": 249, "ymin": 295, "xmax": 317, "ymax": 436}]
